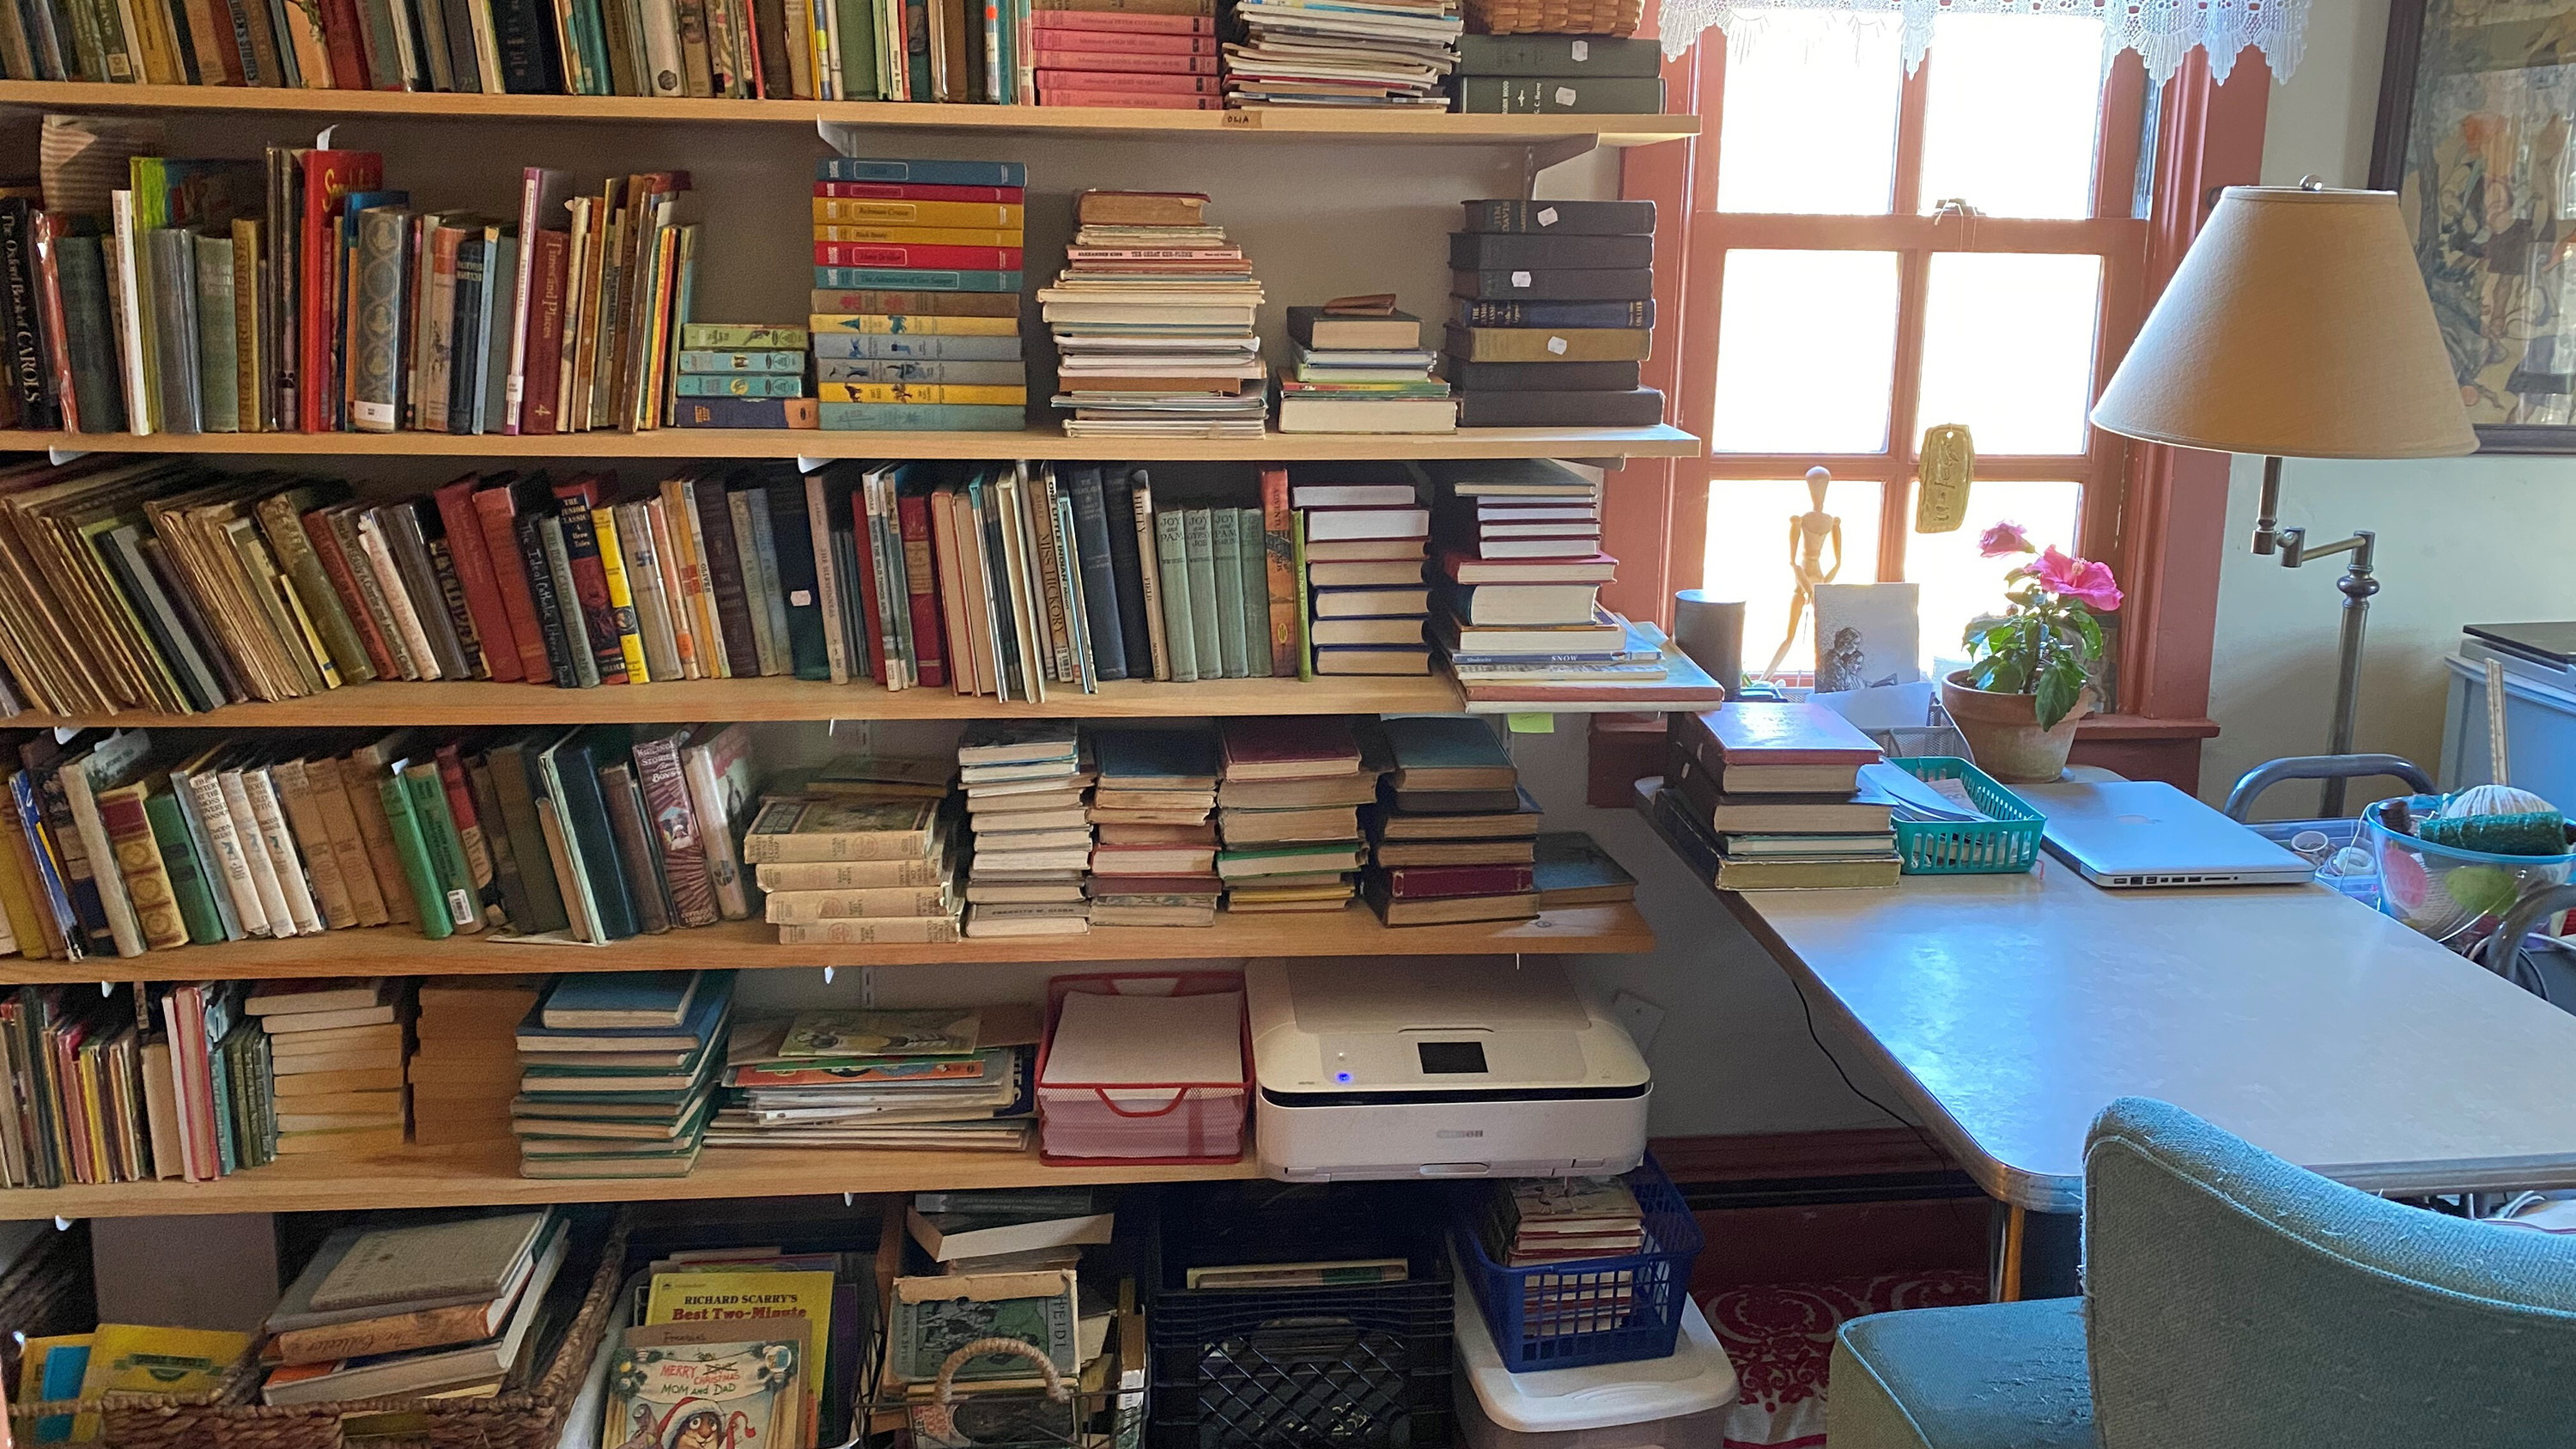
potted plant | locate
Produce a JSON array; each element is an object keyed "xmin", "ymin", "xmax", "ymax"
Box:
[{"xmin": 1940, "ymin": 523, "xmax": 2123, "ymax": 783}]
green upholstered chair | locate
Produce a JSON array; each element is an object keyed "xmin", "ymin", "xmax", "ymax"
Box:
[{"xmin": 1825, "ymin": 1096, "xmax": 2576, "ymax": 1448}]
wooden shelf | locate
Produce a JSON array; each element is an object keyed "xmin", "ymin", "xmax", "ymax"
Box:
[
  {"xmin": 15, "ymin": 673, "xmax": 1471, "ymax": 729},
  {"xmin": 0, "ymin": 1140, "xmax": 1261, "ymax": 1219},
  {"xmin": 0, "ymin": 904, "xmax": 1654, "ymax": 983},
  {"xmin": 15, "ymin": 423, "xmax": 1704, "ymax": 462},
  {"xmin": 0, "ymin": 81, "xmax": 1698, "ymax": 146}
]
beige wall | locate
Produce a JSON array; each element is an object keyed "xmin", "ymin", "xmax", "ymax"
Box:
[{"xmin": 2203, "ymin": 0, "xmax": 2576, "ymax": 813}]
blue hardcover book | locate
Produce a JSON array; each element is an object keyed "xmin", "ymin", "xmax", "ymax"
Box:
[
  {"xmin": 1091, "ymin": 726, "xmax": 1218, "ymax": 785},
  {"xmin": 673, "ymin": 398, "xmax": 816, "ymax": 428},
  {"xmin": 820, "ymin": 402, "xmax": 1025, "ymax": 431},
  {"xmin": 1065, "ymin": 466, "xmax": 1127, "ymax": 682},
  {"xmin": 542, "ymin": 969, "xmax": 701, "ymax": 1026},
  {"xmin": 517, "ymin": 970, "xmax": 737, "ymax": 1050},
  {"xmin": 815, "ymin": 358, "xmax": 1027, "ymax": 385},
  {"xmin": 813, "ymin": 266, "xmax": 1023, "ymax": 293},
  {"xmin": 817, "ymin": 157, "xmax": 1029, "ymax": 186},
  {"xmin": 811, "ymin": 332, "xmax": 1023, "ymax": 361}
]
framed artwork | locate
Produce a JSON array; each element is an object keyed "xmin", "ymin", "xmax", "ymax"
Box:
[{"xmin": 2372, "ymin": 0, "xmax": 2576, "ymax": 454}]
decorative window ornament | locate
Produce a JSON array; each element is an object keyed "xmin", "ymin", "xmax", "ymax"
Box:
[{"xmin": 1656, "ymin": 0, "xmax": 2308, "ymax": 82}]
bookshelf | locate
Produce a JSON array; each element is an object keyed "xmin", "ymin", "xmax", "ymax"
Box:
[
  {"xmin": 17, "ymin": 423, "xmax": 1705, "ymax": 461},
  {"xmin": 0, "ymin": 1140, "xmax": 1264, "ymax": 1219},
  {"xmin": 0, "ymin": 903, "xmax": 1655, "ymax": 983},
  {"xmin": 0, "ymin": 81, "xmax": 1699, "ymax": 145}
]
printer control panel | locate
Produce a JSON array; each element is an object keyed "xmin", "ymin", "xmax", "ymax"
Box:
[{"xmin": 1302, "ymin": 1028, "xmax": 1589, "ymax": 1087}]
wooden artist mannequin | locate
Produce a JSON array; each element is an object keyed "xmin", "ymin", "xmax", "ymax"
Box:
[{"xmin": 1765, "ymin": 466, "xmax": 1843, "ymax": 678}]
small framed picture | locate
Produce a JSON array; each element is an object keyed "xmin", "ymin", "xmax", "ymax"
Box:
[{"xmin": 1810, "ymin": 582, "xmax": 1922, "ymax": 693}]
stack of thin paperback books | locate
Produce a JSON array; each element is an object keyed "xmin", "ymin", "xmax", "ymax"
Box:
[
  {"xmin": 959, "ymin": 722, "xmax": 1096, "ymax": 937},
  {"xmin": 1045, "ymin": 191, "xmax": 1267, "ymax": 438},
  {"xmin": 511, "ymin": 971, "xmax": 734, "ymax": 1179},
  {"xmin": 1224, "ymin": 0, "xmax": 1462, "ymax": 107},
  {"xmin": 709, "ymin": 1007, "xmax": 1036, "ymax": 1152}
]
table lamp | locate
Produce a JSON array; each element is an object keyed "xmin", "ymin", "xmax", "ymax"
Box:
[{"xmin": 2091, "ymin": 181, "xmax": 2477, "ymax": 815}]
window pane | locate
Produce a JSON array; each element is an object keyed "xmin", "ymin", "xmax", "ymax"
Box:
[
  {"xmin": 1710, "ymin": 250, "xmax": 1902, "ymax": 454},
  {"xmin": 1917, "ymin": 14, "xmax": 2106, "ymax": 219},
  {"xmin": 1716, "ymin": 9, "xmax": 1903, "ymax": 215},
  {"xmin": 1905, "ymin": 479, "xmax": 2083, "ymax": 679},
  {"xmin": 1914, "ymin": 253, "xmax": 2102, "ymax": 455},
  {"xmin": 1702, "ymin": 477, "xmax": 1886, "ymax": 679}
]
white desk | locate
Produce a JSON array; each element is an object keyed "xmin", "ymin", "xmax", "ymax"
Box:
[{"xmin": 1653, "ymin": 795, "xmax": 2576, "ymax": 1216}]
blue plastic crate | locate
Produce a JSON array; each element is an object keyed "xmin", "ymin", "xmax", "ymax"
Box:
[{"xmin": 1451, "ymin": 1155, "xmax": 1702, "ymax": 1373}]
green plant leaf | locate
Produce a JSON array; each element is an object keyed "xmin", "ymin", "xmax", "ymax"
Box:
[{"xmin": 2073, "ymin": 609, "xmax": 2104, "ymax": 658}]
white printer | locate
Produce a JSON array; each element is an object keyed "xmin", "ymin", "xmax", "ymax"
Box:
[{"xmin": 1245, "ymin": 956, "xmax": 1651, "ymax": 1182}]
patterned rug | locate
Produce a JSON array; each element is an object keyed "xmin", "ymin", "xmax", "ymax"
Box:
[{"xmin": 1698, "ymin": 1269, "xmax": 1990, "ymax": 1448}]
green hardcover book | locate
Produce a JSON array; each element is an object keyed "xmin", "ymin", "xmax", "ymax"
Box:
[
  {"xmin": 1152, "ymin": 508, "xmax": 1196, "ymax": 684},
  {"xmin": 193, "ymin": 234, "xmax": 239, "ymax": 434},
  {"xmin": 485, "ymin": 737, "xmax": 572, "ymax": 935},
  {"xmin": 1235, "ymin": 507, "xmax": 1270, "ymax": 679},
  {"xmin": 1207, "ymin": 505, "xmax": 1248, "ymax": 679},
  {"xmin": 55, "ymin": 230, "xmax": 128, "ymax": 432},
  {"xmin": 143, "ymin": 789, "xmax": 225, "ymax": 945},
  {"xmin": 402, "ymin": 759, "xmax": 482, "ymax": 935},
  {"xmin": 1453, "ymin": 76, "xmax": 1666, "ymax": 113},
  {"xmin": 1182, "ymin": 508, "xmax": 1222, "ymax": 679},
  {"xmin": 376, "ymin": 772, "xmax": 455, "ymax": 941},
  {"xmin": 1292, "ymin": 510, "xmax": 1312, "ymax": 682},
  {"xmin": 834, "ymin": 0, "xmax": 878, "ymax": 97},
  {"xmin": 252, "ymin": 484, "xmax": 378, "ymax": 685}
]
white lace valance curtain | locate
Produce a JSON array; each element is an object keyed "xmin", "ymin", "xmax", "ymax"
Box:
[{"xmin": 1659, "ymin": 0, "xmax": 2309, "ymax": 81}]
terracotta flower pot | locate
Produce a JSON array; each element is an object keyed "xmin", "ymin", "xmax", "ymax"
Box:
[{"xmin": 1940, "ymin": 670, "xmax": 2095, "ymax": 784}]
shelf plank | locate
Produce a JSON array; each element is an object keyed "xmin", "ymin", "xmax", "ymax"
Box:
[
  {"xmin": 0, "ymin": 1141, "xmax": 1261, "ymax": 1219},
  {"xmin": 13, "ymin": 673, "xmax": 1469, "ymax": 729},
  {"xmin": 12, "ymin": 423, "xmax": 1704, "ymax": 461},
  {"xmin": 0, "ymin": 904, "xmax": 1652, "ymax": 983},
  {"xmin": 0, "ymin": 81, "xmax": 1698, "ymax": 145}
]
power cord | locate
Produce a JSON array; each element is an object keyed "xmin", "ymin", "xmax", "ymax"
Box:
[{"xmin": 1792, "ymin": 983, "xmax": 1995, "ymax": 1239}]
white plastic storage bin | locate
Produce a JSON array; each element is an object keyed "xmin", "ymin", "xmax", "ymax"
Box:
[
  {"xmin": 1452, "ymin": 1248, "xmax": 1739, "ymax": 1449},
  {"xmin": 1036, "ymin": 971, "xmax": 1249, "ymax": 1164}
]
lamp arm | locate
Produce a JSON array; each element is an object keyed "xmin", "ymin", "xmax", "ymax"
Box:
[{"xmin": 2273, "ymin": 529, "xmax": 2372, "ymax": 569}]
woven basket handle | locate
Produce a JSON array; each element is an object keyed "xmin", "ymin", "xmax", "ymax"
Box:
[{"xmin": 931, "ymin": 1336, "xmax": 1069, "ymax": 1406}]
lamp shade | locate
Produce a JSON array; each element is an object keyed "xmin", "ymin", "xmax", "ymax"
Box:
[{"xmin": 2091, "ymin": 186, "xmax": 2477, "ymax": 460}]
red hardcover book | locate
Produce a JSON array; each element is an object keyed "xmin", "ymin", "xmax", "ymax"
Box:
[
  {"xmin": 848, "ymin": 491, "xmax": 890, "ymax": 686},
  {"xmin": 1028, "ymin": 26, "xmax": 1212, "ymax": 50},
  {"xmin": 31, "ymin": 211, "xmax": 79, "ymax": 432},
  {"xmin": 814, "ymin": 182, "xmax": 1027, "ymax": 203},
  {"xmin": 1381, "ymin": 863, "xmax": 1537, "ymax": 899},
  {"xmin": 550, "ymin": 474, "xmax": 628, "ymax": 685},
  {"xmin": 316, "ymin": 0, "xmax": 370, "ymax": 85},
  {"xmin": 297, "ymin": 150, "xmax": 380, "ymax": 432},
  {"xmin": 431, "ymin": 476, "xmax": 526, "ymax": 682},
  {"xmin": 1220, "ymin": 715, "xmax": 1360, "ymax": 782},
  {"xmin": 1689, "ymin": 700, "xmax": 1880, "ymax": 764},
  {"xmin": 813, "ymin": 241, "xmax": 1024, "ymax": 270},
  {"xmin": 470, "ymin": 479, "xmax": 556, "ymax": 684},
  {"xmin": 1030, "ymin": 48, "xmax": 1217, "ymax": 72},
  {"xmin": 300, "ymin": 505, "xmax": 402, "ymax": 679},
  {"xmin": 894, "ymin": 489, "xmax": 949, "ymax": 689},
  {"xmin": 1030, "ymin": 70, "xmax": 1221, "ymax": 95},
  {"xmin": 520, "ymin": 230, "xmax": 570, "ymax": 435},
  {"xmin": 432, "ymin": 743, "xmax": 487, "ymax": 862},
  {"xmin": 1030, "ymin": 9, "xmax": 1212, "ymax": 32}
]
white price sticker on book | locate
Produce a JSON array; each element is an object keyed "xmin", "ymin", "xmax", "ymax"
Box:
[
  {"xmin": 1537, "ymin": 206, "xmax": 1559, "ymax": 227},
  {"xmin": 1546, "ymin": 335, "xmax": 1569, "ymax": 355},
  {"xmin": 1511, "ymin": 270, "xmax": 1533, "ymax": 287},
  {"xmin": 1571, "ymin": 40, "xmax": 1589, "ymax": 59},
  {"xmin": 1555, "ymin": 85, "xmax": 1578, "ymax": 105}
]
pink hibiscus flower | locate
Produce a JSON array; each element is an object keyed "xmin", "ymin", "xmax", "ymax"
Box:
[
  {"xmin": 1978, "ymin": 521, "xmax": 2032, "ymax": 557},
  {"xmin": 2030, "ymin": 546, "xmax": 2123, "ymax": 612}
]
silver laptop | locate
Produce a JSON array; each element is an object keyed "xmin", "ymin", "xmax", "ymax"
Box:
[{"xmin": 2016, "ymin": 780, "xmax": 2314, "ymax": 888}]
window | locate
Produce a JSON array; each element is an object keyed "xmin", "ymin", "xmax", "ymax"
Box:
[{"xmin": 1670, "ymin": 10, "xmax": 2148, "ymax": 686}]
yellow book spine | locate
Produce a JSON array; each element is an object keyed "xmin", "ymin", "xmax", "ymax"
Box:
[
  {"xmin": 806, "ymin": 313, "xmax": 1020, "ymax": 337},
  {"xmin": 819, "ymin": 383, "xmax": 1027, "ymax": 405},
  {"xmin": 811, "ymin": 199, "xmax": 1025, "ymax": 227},
  {"xmin": 812, "ymin": 224, "xmax": 1027, "ymax": 248},
  {"xmin": 590, "ymin": 507, "xmax": 653, "ymax": 684}
]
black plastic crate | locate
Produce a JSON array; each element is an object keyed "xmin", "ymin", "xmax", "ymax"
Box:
[{"xmin": 1147, "ymin": 1184, "xmax": 1454, "ymax": 1449}]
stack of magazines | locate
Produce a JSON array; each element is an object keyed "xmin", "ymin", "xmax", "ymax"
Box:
[
  {"xmin": 1045, "ymin": 191, "xmax": 1267, "ymax": 438},
  {"xmin": 1223, "ymin": 0, "xmax": 1463, "ymax": 108},
  {"xmin": 710, "ymin": 1008, "xmax": 1037, "ymax": 1151}
]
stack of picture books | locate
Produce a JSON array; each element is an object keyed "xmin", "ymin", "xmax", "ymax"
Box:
[
  {"xmin": 260, "ymin": 1209, "xmax": 575, "ymax": 1405},
  {"xmin": 957, "ymin": 722, "xmax": 1093, "ymax": 939},
  {"xmin": 1451, "ymin": 33, "xmax": 1668, "ymax": 114},
  {"xmin": 1362, "ymin": 715, "xmax": 1541, "ymax": 924},
  {"xmin": 1044, "ymin": 191, "xmax": 1267, "ymax": 439},
  {"xmin": 616, "ymin": 1252, "xmax": 841, "ymax": 1449},
  {"xmin": 512, "ymin": 970, "xmax": 736, "ymax": 1179},
  {"xmin": 672, "ymin": 323, "xmax": 817, "ymax": 429},
  {"xmin": 410, "ymin": 977, "xmax": 544, "ymax": 1148},
  {"xmin": 713, "ymin": 1006, "xmax": 1036, "ymax": 1153},
  {"xmin": 1660, "ymin": 702, "xmax": 1899, "ymax": 891},
  {"xmin": 1215, "ymin": 716, "xmax": 1375, "ymax": 913},
  {"xmin": 1277, "ymin": 297, "xmax": 1455, "ymax": 433},
  {"xmin": 1088, "ymin": 728, "xmax": 1223, "ymax": 927},
  {"xmin": 1293, "ymin": 463, "xmax": 1434, "ymax": 675},
  {"xmin": 248, "ymin": 978, "xmax": 411, "ymax": 1157},
  {"xmin": 1224, "ymin": 0, "xmax": 1462, "ymax": 107},
  {"xmin": 744, "ymin": 794, "xmax": 957, "ymax": 942},
  {"xmin": 1424, "ymin": 458, "xmax": 1660, "ymax": 696},
  {"xmin": 1034, "ymin": 3, "xmax": 1222, "ymax": 109},
  {"xmin": 1444, "ymin": 198, "xmax": 1666, "ymax": 428},
  {"xmin": 815, "ymin": 157, "xmax": 1030, "ymax": 433},
  {"xmin": 21, "ymin": 1324, "xmax": 252, "ymax": 1429}
]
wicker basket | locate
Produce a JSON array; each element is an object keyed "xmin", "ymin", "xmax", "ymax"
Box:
[
  {"xmin": 9, "ymin": 1213, "xmax": 630, "ymax": 1449},
  {"xmin": 1461, "ymin": 0, "xmax": 1643, "ymax": 36}
]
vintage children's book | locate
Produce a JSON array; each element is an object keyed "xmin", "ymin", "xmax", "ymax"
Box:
[
  {"xmin": 738, "ymin": 798, "xmax": 944, "ymax": 862},
  {"xmin": 778, "ymin": 1009, "xmax": 979, "ymax": 1059},
  {"xmin": 642, "ymin": 1269, "xmax": 835, "ymax": 1436},
  {"xmin": 605, "ymin": 1323, "xmax": 806, "ymax": 1449},
  {"xmin": 890, "ymin": 1269, "xmax": 1078, "ymax": 1383}
]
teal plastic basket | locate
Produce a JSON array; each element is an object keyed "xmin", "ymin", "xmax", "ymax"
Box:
[{"xmin": 1888, "ymin": 757, "xmax": 2044, "ymax": 874}]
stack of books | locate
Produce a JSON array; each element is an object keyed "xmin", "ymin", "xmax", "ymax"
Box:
[
  {"xmin": 1277, "ymin": 298, "xmax": 1455, "ymax": 434},
  {"xmin": 1425, "ymin": 458, "xmax": 1653, "ymax": 690},
  {"xmin": 1362, "ymin": 715, "xmax": 1541, "ymax": 925},
  {"xmin": 1662, "ymin": 702, "xmax": 1899, "ymax": 890},
  {"xmin": 261, "ymin": 1210, "xmax": 577, "ymax": 1406},
  {"xmin": 958, "ymin": 722, "xmax": 1094, "ymax": 939},
  {"xmin": 711, "ymin": 1006, "xmax": 1036, "ymax": 1153},
  {"xmin": 1444, "ymin": 198, "xmax": 1666, "ymax": 428},
  {"xmin": 1451, "ymin": 33, "xmax": 1668, "ymax": 113},
  {"xmin": 1483, "ymin": 1174, "xmax": 1645, "ymax": 1263},
  {"xmin": 814, "ymin": 157, "xmax": 1030, "ymax": 433},
  {"xmin": 1293, "ymin": 464, "xmax": 1434, "ymax": 676},
  {"xmin": 249, "ymin": 978, "xmax": 411, "ymax": 1157},
  {"xmin": 908, "ymin": 1186, "xmax": 1115, "ymax": 1272},
  {"xmin": 512, "ymin": 970, "xmax": 736, "ymax": 1179},
  {"xmin": 671, "ymin": 323, "xmax": 817, "ymax": 430},
  {"xmin": 1044, "ymin": 191, "xmax": 1267, "ymax": 439},
  {"xmin": 410, "ymin": 977, "xmax": 543, "ymax": 1149},
  {"xmin": 1224, "ymin": 0, "xmax": 1462, "ymax": 107},
  {"xmin": 1534, "ymin": 830, "xmax": 1637, "ymax": 910},
  {"xmin": 1216, "ymin": 716, "xmax": 1374, "ymax": 913},
  {"xmin": 744, "ymin": 794, "xmax": 958, "ymax": 942},
  {"xmin": 1033, "ymin": 3, "xmax": 1222, "ymax": 108},
  {"xmin": 1088, "ymin": 728, "xmax": 1223, "ymax": 927}
]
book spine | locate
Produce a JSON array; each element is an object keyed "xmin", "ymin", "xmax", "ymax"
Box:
[
  {"xmin": 0, "ymin": 203, "xmax": 56, "ymax": 429},
  {"xmin": 432, "ymin": 745, "xmax": 501, "ymax": 928},
  {"xmin": 338, "ymin": 754, "xmax": 416, "ymax": 926},
  {"xmin": 469, "ymin": 489, "xmax": 556, "ymax": 683},
  {"xmin": 179, "ymin": 772, "xmax": 264, "ymax": 938},
  {"xmin": 690, "ymin": 479, "xmax": 762, "ymax": 673},
  {"xmin": 550, "ymin": 485, "xmax": 629, "ymax": 684},
  {"xmin": 374, "ymin": 772, "xmax": 452, "ymax": 939},
  {"xmin": 240, "ymin": 768, "xmax": 323, "ymax": 935},
  {"xmin": 1232, "ymin": 506, "xmax": 1270, "ymax": 681},
  {"xmin": 94, "ymin": 788, "xmax": 187, "ymax": 950},
  {"xmin": 765, "ymin": 883, "xmax": 951, "ymax": 920},
  {"xmin": 348, "ymin": 205, "xmax": 407, "ymax": 431},
  {"xmin": 628, "ymin": 733, "xmax": 715, "ymax": 926},
  {"xmin": 1206, "ymin": 504, "xmax": 1247, "ymax": 679},
  {"xmin": 1255, "ymin": 467, "xmax": 1297, "ymax": 677},
  {"xmin": 137, "ymin": 792, "xmax": 221, "ymax": 945},
  {"xmin": 402, "ymin": 762, "xmax": 480, "ymax": 932},
  {"xmin": 355, "ymin": 511, "xmax": 440, "ymax": 679},
  {"xmin": 229, "ymin": 219, "xmax": 260, "ymax": 432},
  {"xmin": 1065, "ymin": 468, "xmax": 1125, "ymax": 682},
  {"xmin": 875, "ymin": 489, "xmax": 934, "ymax": 688},
  {"xmin": 774, "ymin": 916, "xmax": 960, "ymax": 944},
  {"xmin": 589, "ymin": 505, "xmax": 653, "ymax": 683},
  {"xmin": 1151, "ymin": 507, "xmax": 1194, "ymax": 683},
  {"xmin": 513, "ymin": 512, "xmax": 577, "ymax": 687},
  {"xmin": 431, "ymin": 481, "xmax": 525, "ymax": 681},
  {"xmin": 535, "ymin": 513, "xmax": 598, "ymax": 686},
  {"xmin": 267, "ymin": 758, "xmax": 356, "ymax": 929},
  {"xmin": 1180, "ymin": 507, "xmax": 1220, "ymax": 679},
  {"xmin": 1027, "ymin": 473, "xmax": 1072, "ymax": 682},
  {"xmin": 302, "ymin": 755, "xmax": 392, "ymax": 927},
  {"xmin": 598, "ymin": 765, "xmax": 671, "ymax": 935}
]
